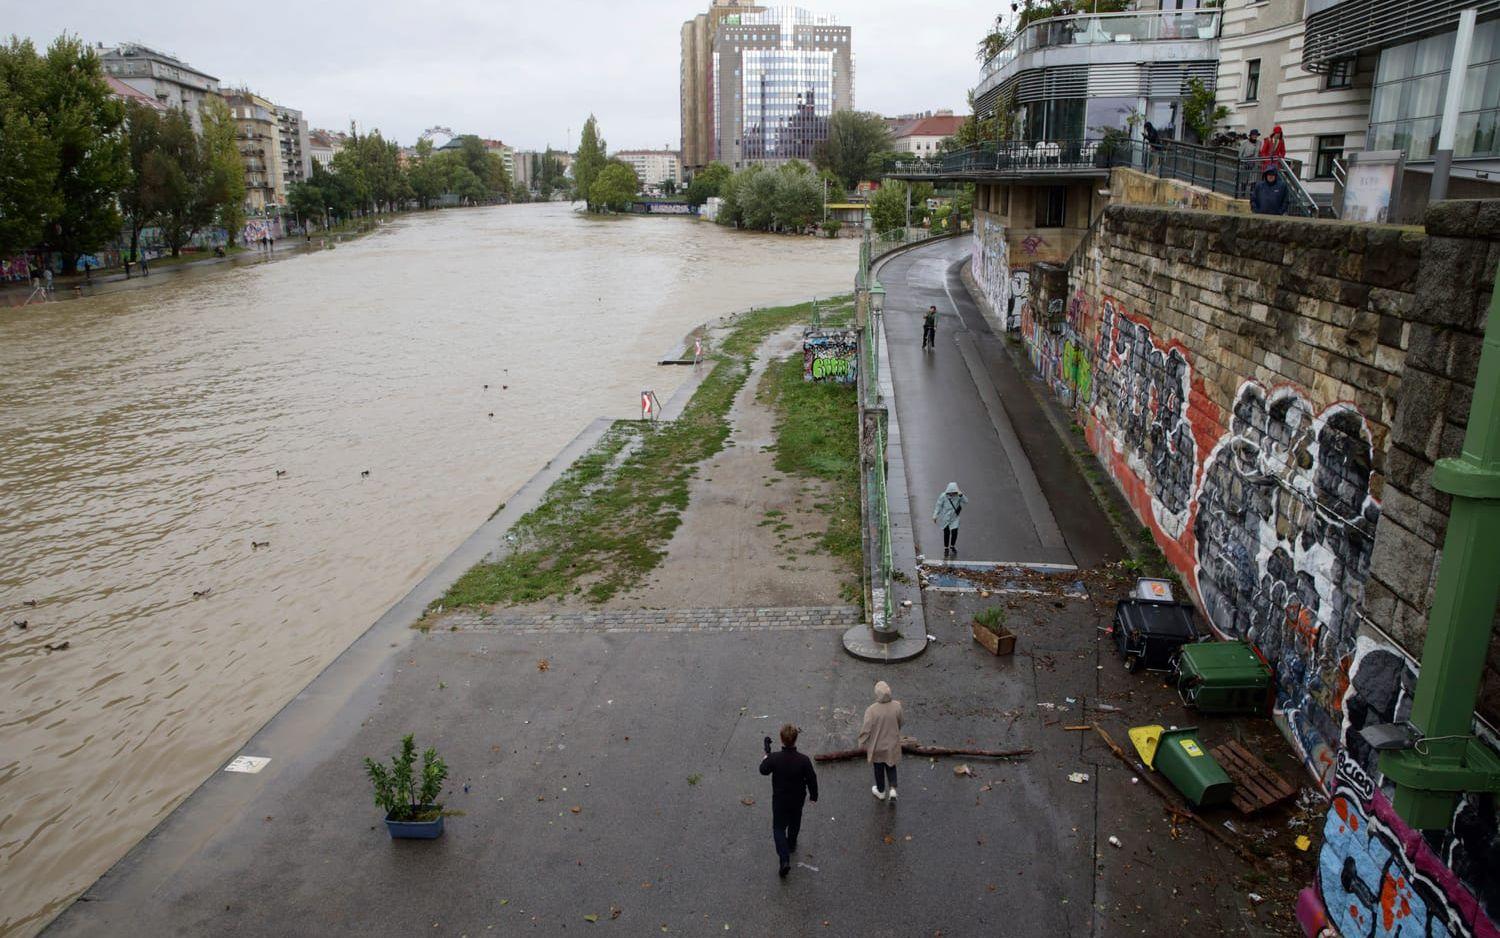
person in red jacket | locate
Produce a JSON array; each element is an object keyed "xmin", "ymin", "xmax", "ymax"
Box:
[{"xmin": 1260, "ymin": 124, "xmax": 1287, "ymax": 170}]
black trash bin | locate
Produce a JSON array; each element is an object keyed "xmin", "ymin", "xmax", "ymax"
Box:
[{"xmin": 1112, "ymin": 598, "xmax": 1200, "ymax": 673}]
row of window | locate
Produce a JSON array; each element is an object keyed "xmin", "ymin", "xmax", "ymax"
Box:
[{"xmin": 1241, "ymin": 54, "xmax": 1351, "ymax": 105}]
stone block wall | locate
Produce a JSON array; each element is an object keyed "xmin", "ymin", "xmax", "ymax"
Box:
[{"xmin": 996, "ymin": 199, "xmax": 1500, "ymax": 935}]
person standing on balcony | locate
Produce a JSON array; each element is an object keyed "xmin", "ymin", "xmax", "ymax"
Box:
[
  {"xmin": 1259, "ymin": 125, "xmax": 1287, "ymax": 170},
  {"xmin": 1251, "ymin": 167, "xmax": 1290, "ymax": 215},
  {"xmin": 1237, "ymin": 130, "xmax": 1261, "ymax": 197},
  {"xmin": 1144, "ymin": 121, "xmax": 1164, "ymax": 173}
]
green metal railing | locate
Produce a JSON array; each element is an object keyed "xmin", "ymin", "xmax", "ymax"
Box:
[{"xmin": 867, "ymin": 419, "xmax": 894, "ymax": 627}]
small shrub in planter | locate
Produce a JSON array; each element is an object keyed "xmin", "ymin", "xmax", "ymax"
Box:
[
  {"xmin": 365, "ymin": 734, "xmax": 449, "ymax": 839},
  {"xmin": 971, "ymin": 606, "xmax": 1016, "ymax": 656}
]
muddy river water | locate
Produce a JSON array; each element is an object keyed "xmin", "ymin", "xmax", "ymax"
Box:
[{"xmin": 0, "ymin": 203, "xmax": 856, "ymax": 934}]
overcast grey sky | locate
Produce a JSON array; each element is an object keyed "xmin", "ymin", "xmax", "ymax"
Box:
[{"xmin": 8, "ymin": 1, "xmax": 995, "ymax": 151}]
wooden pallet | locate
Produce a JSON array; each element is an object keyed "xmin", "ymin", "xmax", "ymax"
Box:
[{"xmin": 1211, "ymin": 740, "xmax": 1297, "ymax": 815}]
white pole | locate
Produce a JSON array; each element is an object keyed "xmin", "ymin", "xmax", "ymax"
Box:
[{"xmin": 1432, "ymin": 8, "xmax": 1478, "ymax": 202}]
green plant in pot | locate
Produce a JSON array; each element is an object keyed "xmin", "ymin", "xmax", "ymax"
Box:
[
  {"xmin": 971, "ymin": 606, "xmax": 1016, "ymax": 656},
  {"xmin": 365, "ymin": 734, "xmax": 449, "ymax": 839}
]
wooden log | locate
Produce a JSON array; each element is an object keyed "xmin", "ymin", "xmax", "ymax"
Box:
[{"xmin": 814, "ymin": 743, "xmax": 1033, "ymax": 763}]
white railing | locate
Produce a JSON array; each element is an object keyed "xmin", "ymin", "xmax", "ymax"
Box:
[{"xmin": 981, "ymin": 9, "xmax": 1222, "ymax": 79}]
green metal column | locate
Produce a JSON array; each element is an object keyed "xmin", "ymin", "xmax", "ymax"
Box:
[{"xmin": 1382, "ymin": 277, "xmax": 1500, "ymax": 829}]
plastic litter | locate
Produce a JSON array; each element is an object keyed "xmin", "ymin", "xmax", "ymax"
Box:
[
  {"xmin": 1107, "ymin": 836, "xmax": 1122, "ymax": 848},
  {"xmin": 1295, "ymin": 835, "xmax": 1312, "ymax": 852},
  {"xmin": 1067, "ymin": 772, "xmax": 1090, "ymax": 783}
]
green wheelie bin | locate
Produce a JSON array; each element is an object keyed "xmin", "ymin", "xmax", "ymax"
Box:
[
  {"xmin": 1176, "ymin": 641, "xmax": 1273, "ymax": 714},
  {"xmin": 1153, "ymin": 727, "xmax": 1234, "ymax": 808}
]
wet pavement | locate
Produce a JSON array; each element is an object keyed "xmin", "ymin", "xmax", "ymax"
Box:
[{"xmin": 45, "ymin": 238, "xmax": 1314, "ymax": 937}]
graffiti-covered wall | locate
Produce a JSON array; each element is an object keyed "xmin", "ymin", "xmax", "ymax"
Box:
[
  {"xmin": 802, "ymin": 330, "xmax": 857, "ymax": 383},
  {"xmin": 971, "ymin": 211, "xmax": 1011, "ymax": 328},
  {"xmin": 984, "ymin": 200, "xmax": 1500, "ymax": 935}
]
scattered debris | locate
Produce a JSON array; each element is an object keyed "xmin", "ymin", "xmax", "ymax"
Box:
[
  {"xmin": 740, "ymin": 797, "xmax": 756, "ymax": 807},
  {"xmin": 192, "ymin": 588, "xmax": 211, "ymax": 599},
  {"xmin": 953, "ymin": 764, "xmax": 974, "ymax": 777},
  {"xmin": 1068, "ymin": 772, "xmax": 1090, "ymax": 784},
  {"xmin": 1295, "ymin": 835, "xmax": 1312, "ymax": 852},
  {"xmin": 1247, "ymin": 893, "xmax": 1265, "ymax": 906},
  {"xmin": 797, "ymin": 862, "xmax": 820, "ymax": 873},
  {"xmin": 1063, "ymin": 725, "xmax": 1091, "ymax": 732},
  {"xmin": 44, "ymin": 641, "xmax": 69, "ymax": 652},
  {"xmin": 687, "ymin": 773, "xmax": 702, "ymax": 786},
  {"xmin": 13, "ymin": 619, "xmax": 27, "ymax": 629},
  {"xmin": 537, "ymin": 658, "xmax": 550, "ymax": 672},
  {"xmin": 1108, "ymin": 836, "xmax": 1122, "ymax": 848},
  {"xmin": 570, "ymin": 806, "xmax": 582, "ymax": 814}
]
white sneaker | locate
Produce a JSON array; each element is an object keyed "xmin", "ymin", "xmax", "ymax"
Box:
[
  {"xmin": 871, "ymin": 785, "xmax": 887, "ymax": 801},
  {"xmin": 887, "ymin": 787, "xmax": 897, "ymax": 801}
]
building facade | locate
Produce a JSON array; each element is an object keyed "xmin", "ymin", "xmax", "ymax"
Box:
[
  {"xmin": 680, "ymin": 0, "xmax": 764, "ymax": 173},
  {"xmin": 972, "ymin": 3, "xmax": 1219, "ymax": 145},
  {"xmin": 100, "ymin": 43, "xmax": 219, "ymax": 134},
  {"xmin": 615, "ymin": 149, "xmax": 684, "ymax": 191},
  {"xmin": 221, "ymin": 89, "xmax": 285, "ymax": 212},
  {"xmin": 889, "ymin": 113, "xmax": 965, "ymax": 155},
  {"xmin": 1301, "ymin": 0, "xmax": 1500, "ymax": 216},
  {"xmin": 308, "ymin": 129, "xmax": 344, "ymax": 169},
  {"xmin": 275, "ymin": 106, "xmax": 312, "ymax": 187},
  {"xmin": 1213, "ymin": 0, "xmax": 1375, "ymax": 207},
  {"xmin": 711, "ymin": 5, "xmax": 853, "ymax": 169}
]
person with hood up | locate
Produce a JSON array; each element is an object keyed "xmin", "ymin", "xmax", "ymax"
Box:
[
  {"xmin": 1251, "ymin": 167, "xmax": 1290, "ymax": 216},
  {"xmin": 859, "ymin": 681, "xmax": 904, "ymax": 802},
  {"xmin": 759, "ymin": 723, "xmax": 818, "ymax": 878},
  {"xmin": 1259, "ymin": 125, "xmax": 1287, "ymax": 170},
  {"xmin": 933, "ymin": 481, "xmax": 967, "ymax": 556}
]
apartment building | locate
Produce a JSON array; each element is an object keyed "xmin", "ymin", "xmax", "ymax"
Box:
[
  {"xmin": 221, "ymin": 89, "xmax": 285, "ymax": 211},
  {"xmin": 615, "ymin": 149, "xmax": 684, "ymax": 191},
  {"xmin": 100, "ymin": 43, "xmax": 220, "ymax": 133}
]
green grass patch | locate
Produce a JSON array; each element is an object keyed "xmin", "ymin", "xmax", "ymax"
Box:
[
  {"xmin": 436, "ymin": 296, "xmax": 850, "ymax": 610},
  {"xmin": 759, "ymin": 354, "xmax": 862, "ymax": 600}
]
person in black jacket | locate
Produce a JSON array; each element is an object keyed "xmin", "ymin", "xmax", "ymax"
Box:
[
  {"xmin": 1251, "ymin": 167, "xmax": 1290, "ymax": 216},
  {"xmin": 759, "ymin": 723, "xmax": 818, "ymax": 877}
]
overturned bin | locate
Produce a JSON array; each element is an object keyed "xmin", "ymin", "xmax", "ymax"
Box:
[
  {"xmin": 1150, "ymin": 726, "xmax": 1234, "ymax": 808},
  {"xmin": 1176, "ymin": 641, "xmax": 1272, "ymax": 714}
]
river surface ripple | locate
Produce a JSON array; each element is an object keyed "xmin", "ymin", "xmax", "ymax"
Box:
[{"xmin": 0, "ymin": 203, "xmax": 857, "ymax": 935}]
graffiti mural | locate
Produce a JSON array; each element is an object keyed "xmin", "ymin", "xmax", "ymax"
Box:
[
  {"xmin": 1009, "ymin": 268, "xmax": 1031, "ymax": 331},
  {"xmin": 1193, "ymin": 382, "xmax": 1381, "ymax": 782},
  {"xmin": 1308, "ymin": 637, "xmax": 1500, "ymax": 936},
  {"xmin": 1318, "ymin": 744, "xmax": 1500, "ymax": 938},
  {"xmin": 803, "ymin": 330, "xmax": 857, "ymax": 383},
  {"xmin": 1091, "ymin": 297, "xmax": 1200, "ymax": 540},
  {"xmin": 971, "ymin": 214, "xmax": 1010, "ymax": 327}
]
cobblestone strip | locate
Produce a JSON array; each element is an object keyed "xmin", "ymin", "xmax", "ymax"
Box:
[{"xmin": 437, "ymin": 605, "xmax": 863, "ymax": 634}]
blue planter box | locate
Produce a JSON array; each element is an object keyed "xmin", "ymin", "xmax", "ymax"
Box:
[{"xmin": 384, "ymin": 809, "xmax": 444, "ymax": 839}]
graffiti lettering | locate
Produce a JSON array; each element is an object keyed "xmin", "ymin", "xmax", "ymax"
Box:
[
  {"xmin": 971, "ymin": 216, "xmax": 1010, "ymax": 327},
  {"xmin": 803, "ymin": 330, "xmax": 857, "ymax": 384},
  {"xmin": 1193, "ymin": 382, "xmax": 1380, "ymax": 783},
  {"xmin": 1092, "ymin": 297, "xmax": 1197, "ymax": 538},
  {"xmin": 1021, "ymin": 234, "xmax": 1046, "ymax": 256}
]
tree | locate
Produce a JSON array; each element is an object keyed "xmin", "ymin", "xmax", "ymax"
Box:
[
  {"xmin": 19, "ymin": 36, "xmax": 130, "ymax": 271},
  {"xmin": 713, "ymin": 162, "xmax": 822, "ymax": 232},
  {"xmin": 196, "ymin": 96, "xmax": 245, "ymax": 247},
  {"xmin": 942, "ymin": 89, "xmax": 1020, "ymax": 151},
  {"xmin": 867, "ymin": 181, "xmax": 909, "ymax": 234},
  {"xmin": 589, "ymin": 161, "xmax": 638, "ymax": 212},
  {"xmin": 685, "ymin": 160, "xmax": 730, "ymax": 206},
  {"xmin": 1184, "ymin": 78, "xmax": 1229, "ymax": 144},
  {"xmin": 814, "ymin": 110, "xmax": 892, "ymax": 189},
  {"xmin": 287, "ymin": 180, "xmax": 325, "ymax": 224},
  {"xmin": 0, "ymin": 40, "xmax": 62, "ymax": 256},
  {"xmin": 118, "ymin": 101, "xmax": 164, "ymax": 259},
  {"xmin": 770, "ymin": 161, "xmax": 821, "ymax": 231},
  {"xmin": 149, "ymin": 107, "xmax": 211, "ymax": 256},
  {"xmin": 572, "ymin": 115, "xmax": 608, "ymax": 208}
]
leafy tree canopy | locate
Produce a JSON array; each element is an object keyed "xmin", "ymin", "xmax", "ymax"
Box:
[{"xmin": 814, "ymin": 110, "xmax": 892, "ymax": 189}]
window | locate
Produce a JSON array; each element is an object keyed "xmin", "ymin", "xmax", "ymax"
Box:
[
  {"xmin": 1035, "ymin": 186, "xmax": 1066, "ymax": 227},
  {"xmin": 1245, "ymin": 59, "xmax": 1262, "ymax": 101},
  {"xmin": 1326, "ymin": 58, "xmax": 1355, "ymax": 90},
  {"xmin": 1314, "ymin": 135, "xmax": 1344, "ymax": 178}
]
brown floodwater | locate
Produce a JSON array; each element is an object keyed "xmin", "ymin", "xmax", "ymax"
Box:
[{"xmin": 0, "ymin": 203, "xmax": 856, "ymax": 935}]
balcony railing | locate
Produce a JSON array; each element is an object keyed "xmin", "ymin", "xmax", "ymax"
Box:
[
  {"xmin": 893, "ymin": 138, "xmax": 1315, "ymax": 216},
  {"xmin": 981, "ymin": 9, "xmax": 1222, "ymax": 79}
]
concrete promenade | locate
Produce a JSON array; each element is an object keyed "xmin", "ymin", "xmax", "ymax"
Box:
[{"xmin": 47, "ymin": 246, "xmax": 1309, "ymax": 936}]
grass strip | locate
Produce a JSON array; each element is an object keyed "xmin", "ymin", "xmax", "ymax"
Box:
[
  {"xmin": 437, "ymin": 296, "xmax": 853, "ymax": 610},
  {"xmin": 759, "ymin": 351, "xmax": 862, "ymax": 603}
]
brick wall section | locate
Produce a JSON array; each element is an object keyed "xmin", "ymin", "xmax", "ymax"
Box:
[
  {"xmin": 1366, "ymin": 199, "xmax": 1500, "ymax": 718},
  {"xmin": 998, "ymin": 198, "xmax": 1500, "ymax": 931}
]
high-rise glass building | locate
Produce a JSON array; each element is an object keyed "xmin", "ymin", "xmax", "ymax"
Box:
[{"xmin": 703, "ymin": 5, "xmax": 852, "ymax": 170}]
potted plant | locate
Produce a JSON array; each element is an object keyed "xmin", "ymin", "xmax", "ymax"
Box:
[
  {"xmin": 364, "ymin": 734, "xmax": 449, "ymax": 839},
  {"xmin": 971, "ymin": 606, "xmax": 1016, "ymax": 656}
]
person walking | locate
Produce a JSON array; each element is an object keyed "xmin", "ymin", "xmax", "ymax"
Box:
[
  {"xmin": 1251, "ymin": 167, "xmax": 1290, "ymax": 216},
  {"xmin": 759, "ymin": 723, "xmax": 818, "ymax": 878},
  {"xmin": 859, "ymin": 681, "xmax": 903, "ymax": 803},
  {"xmin": 42, "ymin": 266, "xmax": 53, "ymax": 296},
  {"xmin": 933, "ymin": 481, "xmax": 967, "ymax": 556},
  {"xmin": 139, "ymin": 250, "xmax": 149, "ymax": 276},
  {"xmin": 921, "ymin": 305, "xmax": 937, "ymax": 350}
]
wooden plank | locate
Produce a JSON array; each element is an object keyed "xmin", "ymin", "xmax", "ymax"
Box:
[{"xmin": 1211, "ymin": 741, "xmax": 1296, "ymax": 815}]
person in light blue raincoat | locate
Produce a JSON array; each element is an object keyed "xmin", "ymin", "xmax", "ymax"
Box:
[{"xmin": 932, "ymin": 481, "xmax": 967, "ymax": 556}]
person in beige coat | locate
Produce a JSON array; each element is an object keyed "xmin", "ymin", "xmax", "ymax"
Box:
[{"xmin": 858, "ymin": 680, "xmax": 903, "ymax": 802}]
